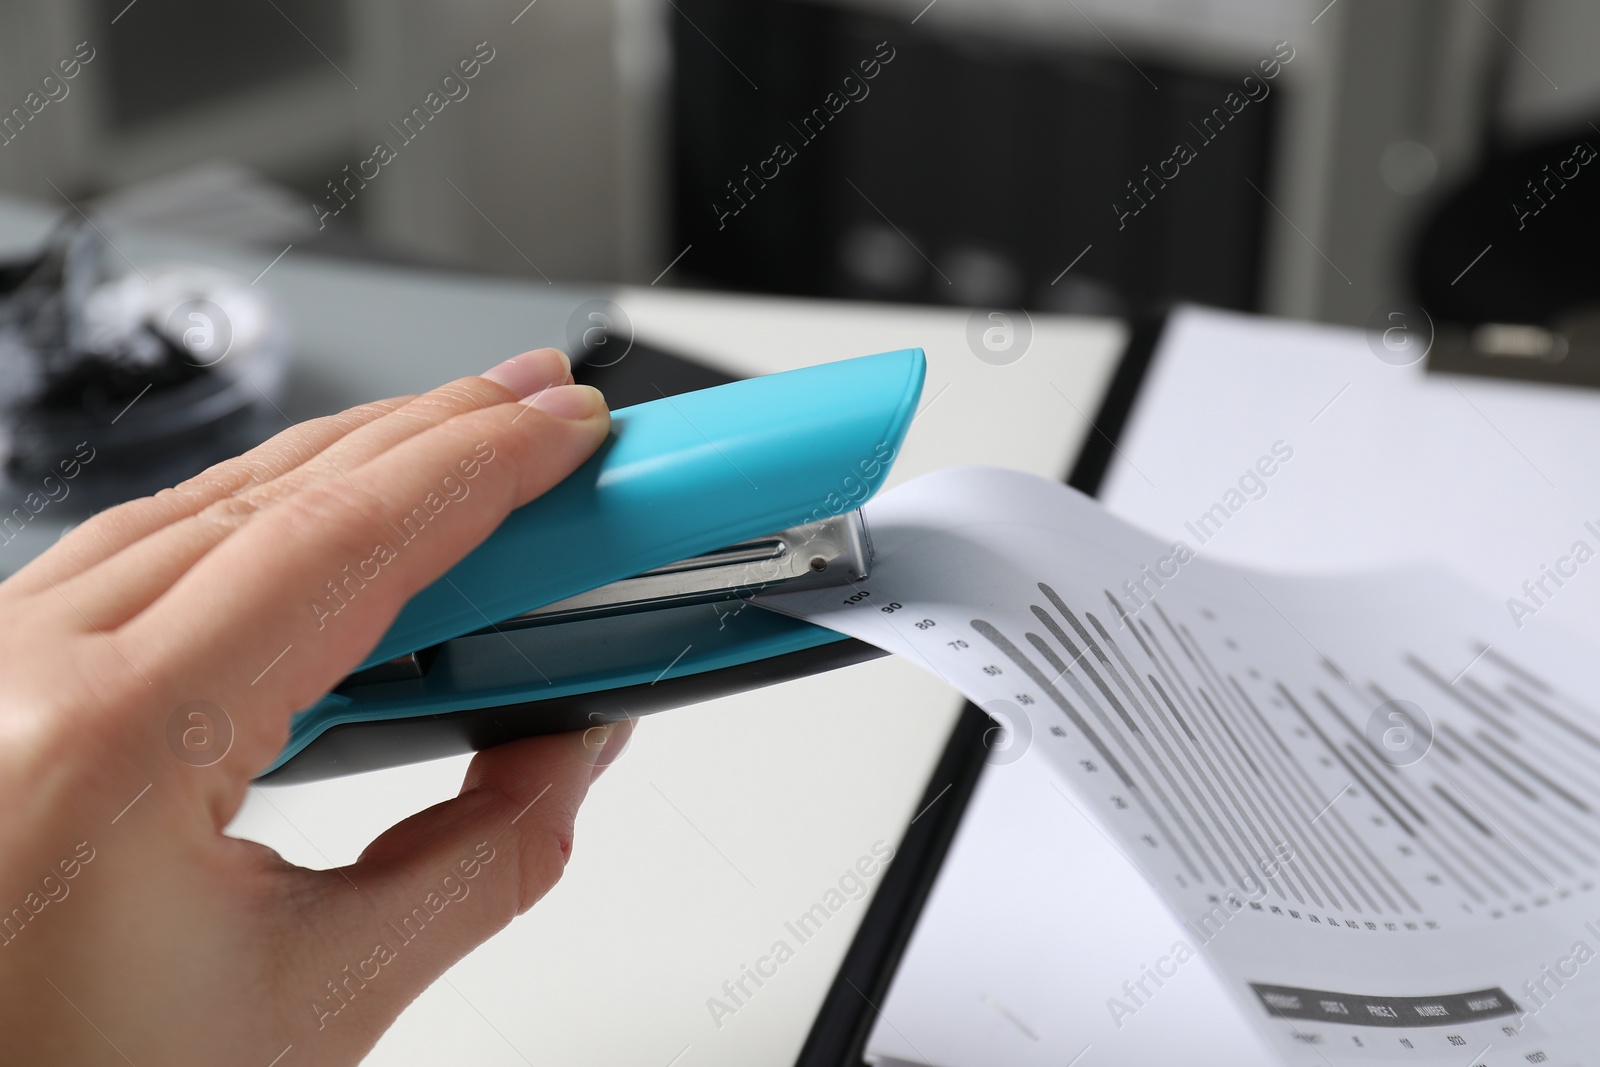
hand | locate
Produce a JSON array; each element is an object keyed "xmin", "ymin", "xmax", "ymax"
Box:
[{"xmin": 0, "ymin": 349, "xmax": 628, "ymax": 1066}]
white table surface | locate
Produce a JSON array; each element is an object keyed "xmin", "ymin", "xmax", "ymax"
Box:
[{"xmin": 0, "ymin": 195, "xmax": 1126, "ymax": 1067}]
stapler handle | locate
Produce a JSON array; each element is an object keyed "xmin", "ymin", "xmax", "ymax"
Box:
[{"xmin": 359, "ymin": 348, "xmax": 926, "ymax": 669}]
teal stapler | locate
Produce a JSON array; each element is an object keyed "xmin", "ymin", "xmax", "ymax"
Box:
[{"xmin": 260, "ymin": 349, "xmax": 924, "ymax": 782}]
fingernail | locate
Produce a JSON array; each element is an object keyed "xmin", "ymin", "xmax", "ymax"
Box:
[
  {"xmin": 481, "ymin": 348, "xmax": 570, "ymax": 398},
  {"xmin": 590, "ymin": 717, "xmax": 634, "ymax": 782},
  {"xmin": 524, "ymin": 383, "xmax": 605, "ymax": 420}
]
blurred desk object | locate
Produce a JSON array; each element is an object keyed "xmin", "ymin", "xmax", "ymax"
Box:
[
  {"xmin": 1411, "ymin": 114, "xmax": 1600, "ymax": 391},
  {"xmin": 0, "ymin": 193, "xmax": 1125, "ymax": 1067}
]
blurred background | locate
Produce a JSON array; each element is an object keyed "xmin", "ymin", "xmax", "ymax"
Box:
[
  {"xmin": 6, "ymin": 6, "xmax": 1600, "ymax": 1065},
  {"xmin": 3, "ymin": 0, "xmax": 1600, "ymax": 514},
  {"xmin": 1, "ymin": 0, "xmax": 1594, "ymax": 328}
]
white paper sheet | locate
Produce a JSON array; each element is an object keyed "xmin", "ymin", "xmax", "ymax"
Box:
[
  {"xmin": 758, "ymin": 466, "xmax": 1600, "ymax": 1066},
  {"xmin": 1100, "ymin": 306, "xmax": 1600, "ymax": 649}
]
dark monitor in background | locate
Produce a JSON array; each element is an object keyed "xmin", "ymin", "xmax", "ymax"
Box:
[{"xmin": 670, "ymin": 0, "xmax": 1282, "ymax": 318}]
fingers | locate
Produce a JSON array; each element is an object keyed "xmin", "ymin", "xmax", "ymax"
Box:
[
  {"xmin": 45, "ymin": 349, "xmax": 574, "ymax": 629},
  {"xmin": 120, "ymin": 383, "xmax": 611, "ymax": 781},
  {"xmin": 268, "ymin": 728, "xmax": 622, "ymax": 1044},
  {"xmin": 225, "ymin": 348, "xmax": 573, "ymax": 513},
  {"xmin": 6, "ymin": 396, "xmax": 415, "ymax": 595},
  {"xmin": 358, "ymin": 727, "xmax": 608, "ymax": 913}
]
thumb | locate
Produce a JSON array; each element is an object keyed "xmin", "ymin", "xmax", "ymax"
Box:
[{"xmin": 277, "ymin": 723, "xmax": 630, "ymax": 1048}]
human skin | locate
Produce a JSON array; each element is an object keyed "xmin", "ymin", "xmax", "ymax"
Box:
[{"xmin": 0, "ymin": 348, "xmax": 629, "ymax": 1065}]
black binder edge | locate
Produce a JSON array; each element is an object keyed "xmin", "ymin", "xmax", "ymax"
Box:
[
  {"xmin": 794, "ymin": 307, "xmax": 1173, "ymax": 1067},
  {"xmin": 1063, "ymin": 308, "xmax": 1173, "ymax": 498}
]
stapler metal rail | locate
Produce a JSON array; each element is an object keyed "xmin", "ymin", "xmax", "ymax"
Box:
[
  {"xmin": 520, "ymin": 511, "xmax": 872, "ymax": 624},
  {"xmin": 260, "ymin": 348, "xmax": 924, "ymax": 782}
]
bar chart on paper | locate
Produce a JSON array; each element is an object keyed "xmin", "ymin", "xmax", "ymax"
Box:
[
  {"xmin": 759, "ymin": 467, "xmax": 1600, "ymax": 1066},
  {"xmin": 974, "ymin": 587, "xmax": 1600, "ymax": 927}
]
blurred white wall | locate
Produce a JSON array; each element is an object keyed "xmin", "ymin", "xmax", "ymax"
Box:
[
  {"xmin": 0, "ymin": 0, "xmax": 655, "ymax": 283},
  {"xmin": 1499, "ymin": 0, "xmax": 1600, "ymax": 141}
]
